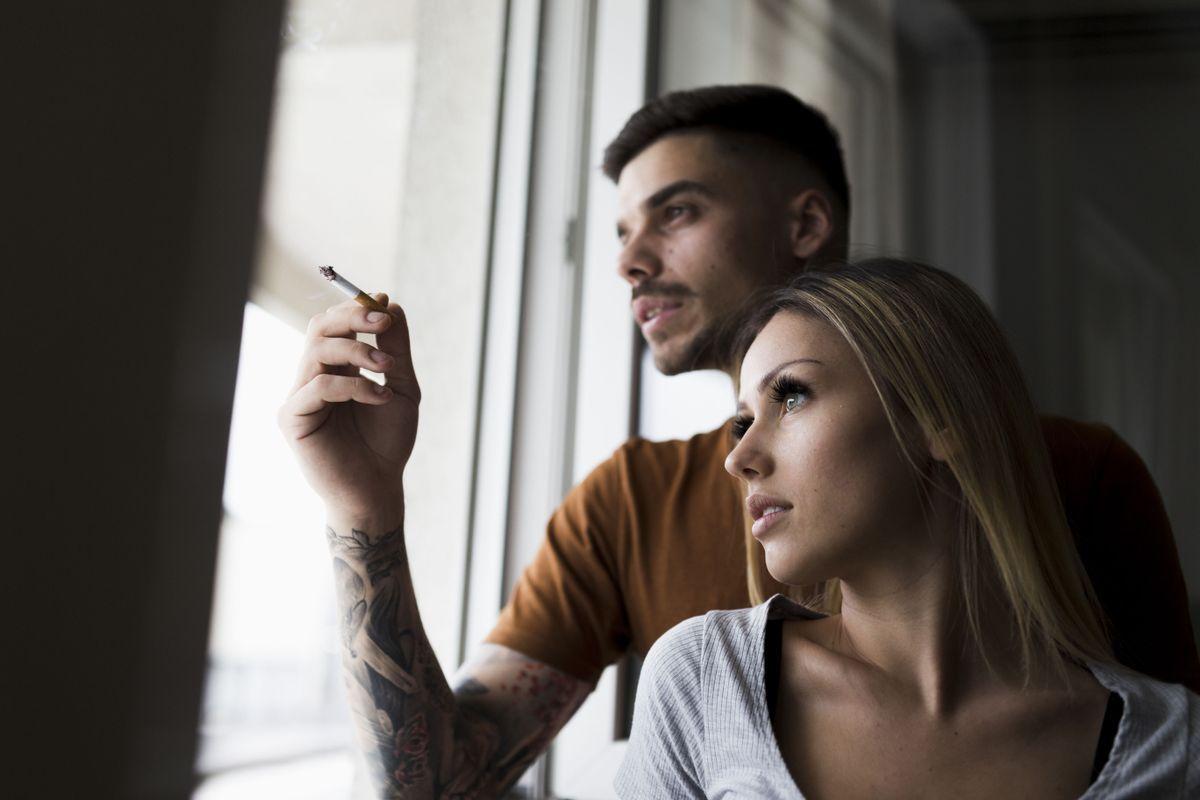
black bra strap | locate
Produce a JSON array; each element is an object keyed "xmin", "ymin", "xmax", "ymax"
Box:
[
  {"xmin": 764, "ymin": 617, "xmax": 783, "ymax": 723},
  {"xmin": 1090, "ymin": 691, "xmax": 1123, "ymax": 783}
]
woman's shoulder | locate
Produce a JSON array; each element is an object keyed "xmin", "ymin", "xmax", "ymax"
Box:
[
  {"xmin": 1091, "ymin": 660, "xmax": 1197, "ymax": 716},
  {"xmin": 1085, "ymin": 661, "xmax": 1200, "ymax": 793},
  {"xmin": 641, "ymin": 614, "xmax": 709, "ymax": 683},
  {"xmin": 643, "ymin": 605, "xmax": 762, "ymax": 680},
  {"xmin": 644, "ymin": 597, "xmax": 824, "ymax": 690}
]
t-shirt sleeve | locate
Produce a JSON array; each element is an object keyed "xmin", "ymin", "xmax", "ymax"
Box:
[
  {"xmin": 614, "ymin": 617, "xmax": 707, "ymax": 799},
  {"xmin": 484, "ymin": 447, "xmax": 632, "ymax": 684}
]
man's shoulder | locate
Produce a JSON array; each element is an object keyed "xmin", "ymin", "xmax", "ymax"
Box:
[
  {"xmin": 610, "ymin": 420, "xmax": 733, "ymax": 475},
  {"xmin": 1038, "ymin": 413, "xmax": 1119, "ymax": 455},
  {"xmin": 561, "ymin": 420, "xmax": 735, "ymax": 518},
  {"xmin": 1037, "ymin": 413, "xmax": 1157, "ymax": 495},
  {"xmin": 619, "ymin": 420, "xmax": 733, "ymax": 453},
  {"xmin": 571, "ymin": 419, "xmax": 729, "ymax": 489}
]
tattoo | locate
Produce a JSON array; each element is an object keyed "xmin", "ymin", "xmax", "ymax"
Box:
[
  {"xmin": 332, "ymin": 558, "xmax": 367, "ymax": 656},
  {"xmin": 327, "ymin": 526, "xmax": 590, "ymax": 798},
  {"xmin": 481, "ymin": 667, "xmax": 579, "ymax": 777}
]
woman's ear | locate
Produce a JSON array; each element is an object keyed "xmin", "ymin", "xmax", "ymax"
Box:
[
  {"xmin": 787, "ymin": 189, "xmax": 836, "ymax": 260},
  {"xmin": 926, "ymin": 428, "xmax": 955, "ymax": 464}
]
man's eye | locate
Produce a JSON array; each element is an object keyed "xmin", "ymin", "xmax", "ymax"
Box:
[{"xmin": 663, "ymin": 204, "xmax": 690, "ymax": 222}]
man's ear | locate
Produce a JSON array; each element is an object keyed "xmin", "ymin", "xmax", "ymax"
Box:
[{"xmin": 787, "ymin": 189, "xmax": 836, "ymax": 260}]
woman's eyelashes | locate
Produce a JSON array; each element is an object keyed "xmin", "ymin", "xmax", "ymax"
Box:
[
  {"xmin": 731, "ymin": 376, "xmax": 812, "ymax": 440},
  {"xmin": 768, "ymin": 374, "xmax": 811, "ymax": 413}
]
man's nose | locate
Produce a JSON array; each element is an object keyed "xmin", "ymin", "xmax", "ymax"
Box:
[{"xmin": 616, "ymin": 230, "xmax": 663, "ymax": 286}]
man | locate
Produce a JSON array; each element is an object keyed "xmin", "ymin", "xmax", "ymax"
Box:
[{"xmin": 280, "ymin": 85, "xmax": 1199, "ymax": 796}]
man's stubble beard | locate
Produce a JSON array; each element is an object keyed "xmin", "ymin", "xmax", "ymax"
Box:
[
  {"xmin": 645, "ymin": 253, "xmax": 807, "ymax": 376},
  {"xmin": 650, "ymin": 300, "xmax": 756, "ymax": 377}
]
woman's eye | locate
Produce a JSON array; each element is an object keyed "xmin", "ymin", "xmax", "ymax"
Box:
[{"xmin": 768, "ymin": 377, "xmax": 810, "ymax": 414}]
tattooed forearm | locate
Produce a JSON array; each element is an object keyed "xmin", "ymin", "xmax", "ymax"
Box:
[
  {"xmin": 326, "ymin": 525, "xmax": 590, "ymax": 798},
  {"xmin": 451, "ymin": 647, "xmax": 590, "ymax": 780}
]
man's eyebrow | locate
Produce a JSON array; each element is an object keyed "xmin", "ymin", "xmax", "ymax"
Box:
[
  {"xmin": 756, "ymin": 359, "xmax": 823, "ymax": 393},
  {"xmin": 644, "ymin": 179, "xmax": 716, "ymax": 210},
  {"xmin": 617, "ymin": 180, "xmax": 716, "ymax": 239}
]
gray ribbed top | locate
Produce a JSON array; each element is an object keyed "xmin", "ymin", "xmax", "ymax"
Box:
[{"xmin": 614, "ymin": 595, "xmax": 1199, "ymax": 799}]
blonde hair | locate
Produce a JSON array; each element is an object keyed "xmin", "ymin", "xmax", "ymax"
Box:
[{"xmin": 738, "ymin": 259, "xmax": 1112, "ymax": 681}]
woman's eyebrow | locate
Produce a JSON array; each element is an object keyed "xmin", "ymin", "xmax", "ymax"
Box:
[{"xmin": 756, "ymin": 359, "xmax": 823, "ymax": 393}]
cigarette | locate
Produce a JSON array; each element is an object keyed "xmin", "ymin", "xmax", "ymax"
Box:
[{"xmin": 317, "ymin": 266, "xmax": 391, "ymax": 315}]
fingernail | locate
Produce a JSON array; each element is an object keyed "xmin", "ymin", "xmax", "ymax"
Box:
[
  {"xmin": 370, "ymin": 349, "xmax": 391, "ymax": 365},
  {"xmin": 367, "ymin": 311, "xmax": 386, "ymax": 323},
  {"xmin": 373, "ymin": 382, "xmax": 391, "ymax": 394}
]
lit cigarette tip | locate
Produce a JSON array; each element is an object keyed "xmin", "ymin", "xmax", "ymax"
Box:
[{"xmin": 315, "ymin": 264, "xmax": 389, "ymax": 315}]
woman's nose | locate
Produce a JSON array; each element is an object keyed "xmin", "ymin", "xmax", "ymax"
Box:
[{"xmin": 725, "ymin": 428, "xmax": 769, "ymax": 481}]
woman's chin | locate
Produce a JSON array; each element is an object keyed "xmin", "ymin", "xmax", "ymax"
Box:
[{"xmin": 763, "ymin": 550, "xmax": 829, "ymax": 590}]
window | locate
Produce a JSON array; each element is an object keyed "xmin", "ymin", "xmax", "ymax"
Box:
[
  {"xmin": 196, "ymin": 1, "xmax": 506, "ymax": 796},
  {"xmin": 197, "ymin": 303, "xmax": 359, "ymax": 798}
]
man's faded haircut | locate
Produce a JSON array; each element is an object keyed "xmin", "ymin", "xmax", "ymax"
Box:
[{"xmin": 601, "ymin": 84, "xmax": 851, "ymax": 215}]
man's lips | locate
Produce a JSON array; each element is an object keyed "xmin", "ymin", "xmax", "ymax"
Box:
[
  {"xmin": 746, "ymin": 493, "xmax": 793, "ymax": 537},
  {"xmin": 632, "ymin": 296, "xmax": 684, "ymax": 334}
]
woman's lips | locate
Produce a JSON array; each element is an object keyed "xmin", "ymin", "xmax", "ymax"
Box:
[
  {"xmin": 751, "ymin": 506, "xmax": 790, "ymax": 537},
  {"xmin": 746, "ymin": 493, "xmax": 793, "ymax": 538}
]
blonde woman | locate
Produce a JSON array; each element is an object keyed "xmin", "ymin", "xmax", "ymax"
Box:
[{"xmin": 615, "ymin": 259, "xmax": 1198, "ymax": 798}]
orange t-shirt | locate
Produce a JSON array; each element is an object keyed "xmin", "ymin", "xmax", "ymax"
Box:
[{"xmin": 486, "ymin": 415, "xmax": 1200, "ymax": 691}]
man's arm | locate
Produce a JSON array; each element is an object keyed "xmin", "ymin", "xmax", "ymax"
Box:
[
  {"xmin": 280, "ymin": 296, "xmax": 590, "ymax": 797},
  {"xmin": 1042, "ymin": 416, "xmax": 1200, "ymax": 690},
  {"xmin": 329, "ymin": 521, "xmax": 588, "ymax": 797}
]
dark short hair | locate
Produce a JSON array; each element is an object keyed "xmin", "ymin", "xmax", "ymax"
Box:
[{"xmin": 601, "ymin": 84, "xmax": 850, "ymax": 214}]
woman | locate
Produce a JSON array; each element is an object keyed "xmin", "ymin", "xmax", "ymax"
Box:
[{"xmin": 615, "ymin": 259, "xmax": 1198, "ymax": 798}]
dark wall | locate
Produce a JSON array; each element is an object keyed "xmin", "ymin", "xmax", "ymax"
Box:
[
  {"xmin": 11, "ymin": 3, "xmax": 282, "ymax": 797},
  {"xmin": 900, "ymin": 3, "xmax": 1200, "ymax": 641},
  {"xmin": 983, "ymin": 13, "xmax": 1200, "ymax": 618}
]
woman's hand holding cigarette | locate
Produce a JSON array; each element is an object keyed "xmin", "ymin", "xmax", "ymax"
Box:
[{"xmin": 278, "ymin": 293, "xmax": 418, "ymax": 533}]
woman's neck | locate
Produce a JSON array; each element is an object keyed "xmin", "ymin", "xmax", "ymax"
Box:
[
  {"xmin": 819, "ymin": 506, "xmax": 1029, "ymax": 717},
  {"xmin": 832, "ymin": 572, "xmax": 1001, "ymax": 716}
]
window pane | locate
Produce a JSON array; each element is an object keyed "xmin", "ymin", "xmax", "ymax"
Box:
[{"xmin": 197, "ymin": 0, "xmax": 505, "ymax": 795}]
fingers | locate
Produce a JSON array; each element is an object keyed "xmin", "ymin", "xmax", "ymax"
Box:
[
  {"xmin": 376, "ymin": 302, "xmax": 421, "ymax": 404},
  {"xmin": 295, "ymin": 336, "xmax": 396, "ymax": 390},
  {"xmin": 304, "ymin": 294, "xmax": 394, "ymax": 341},
  {"xmin": 295, "ymin": 294, "xmax": 396, "ymax": 390},
  {"xmin": 281, "ymin": 373, "xmax": 393, "ymax": 424}
]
